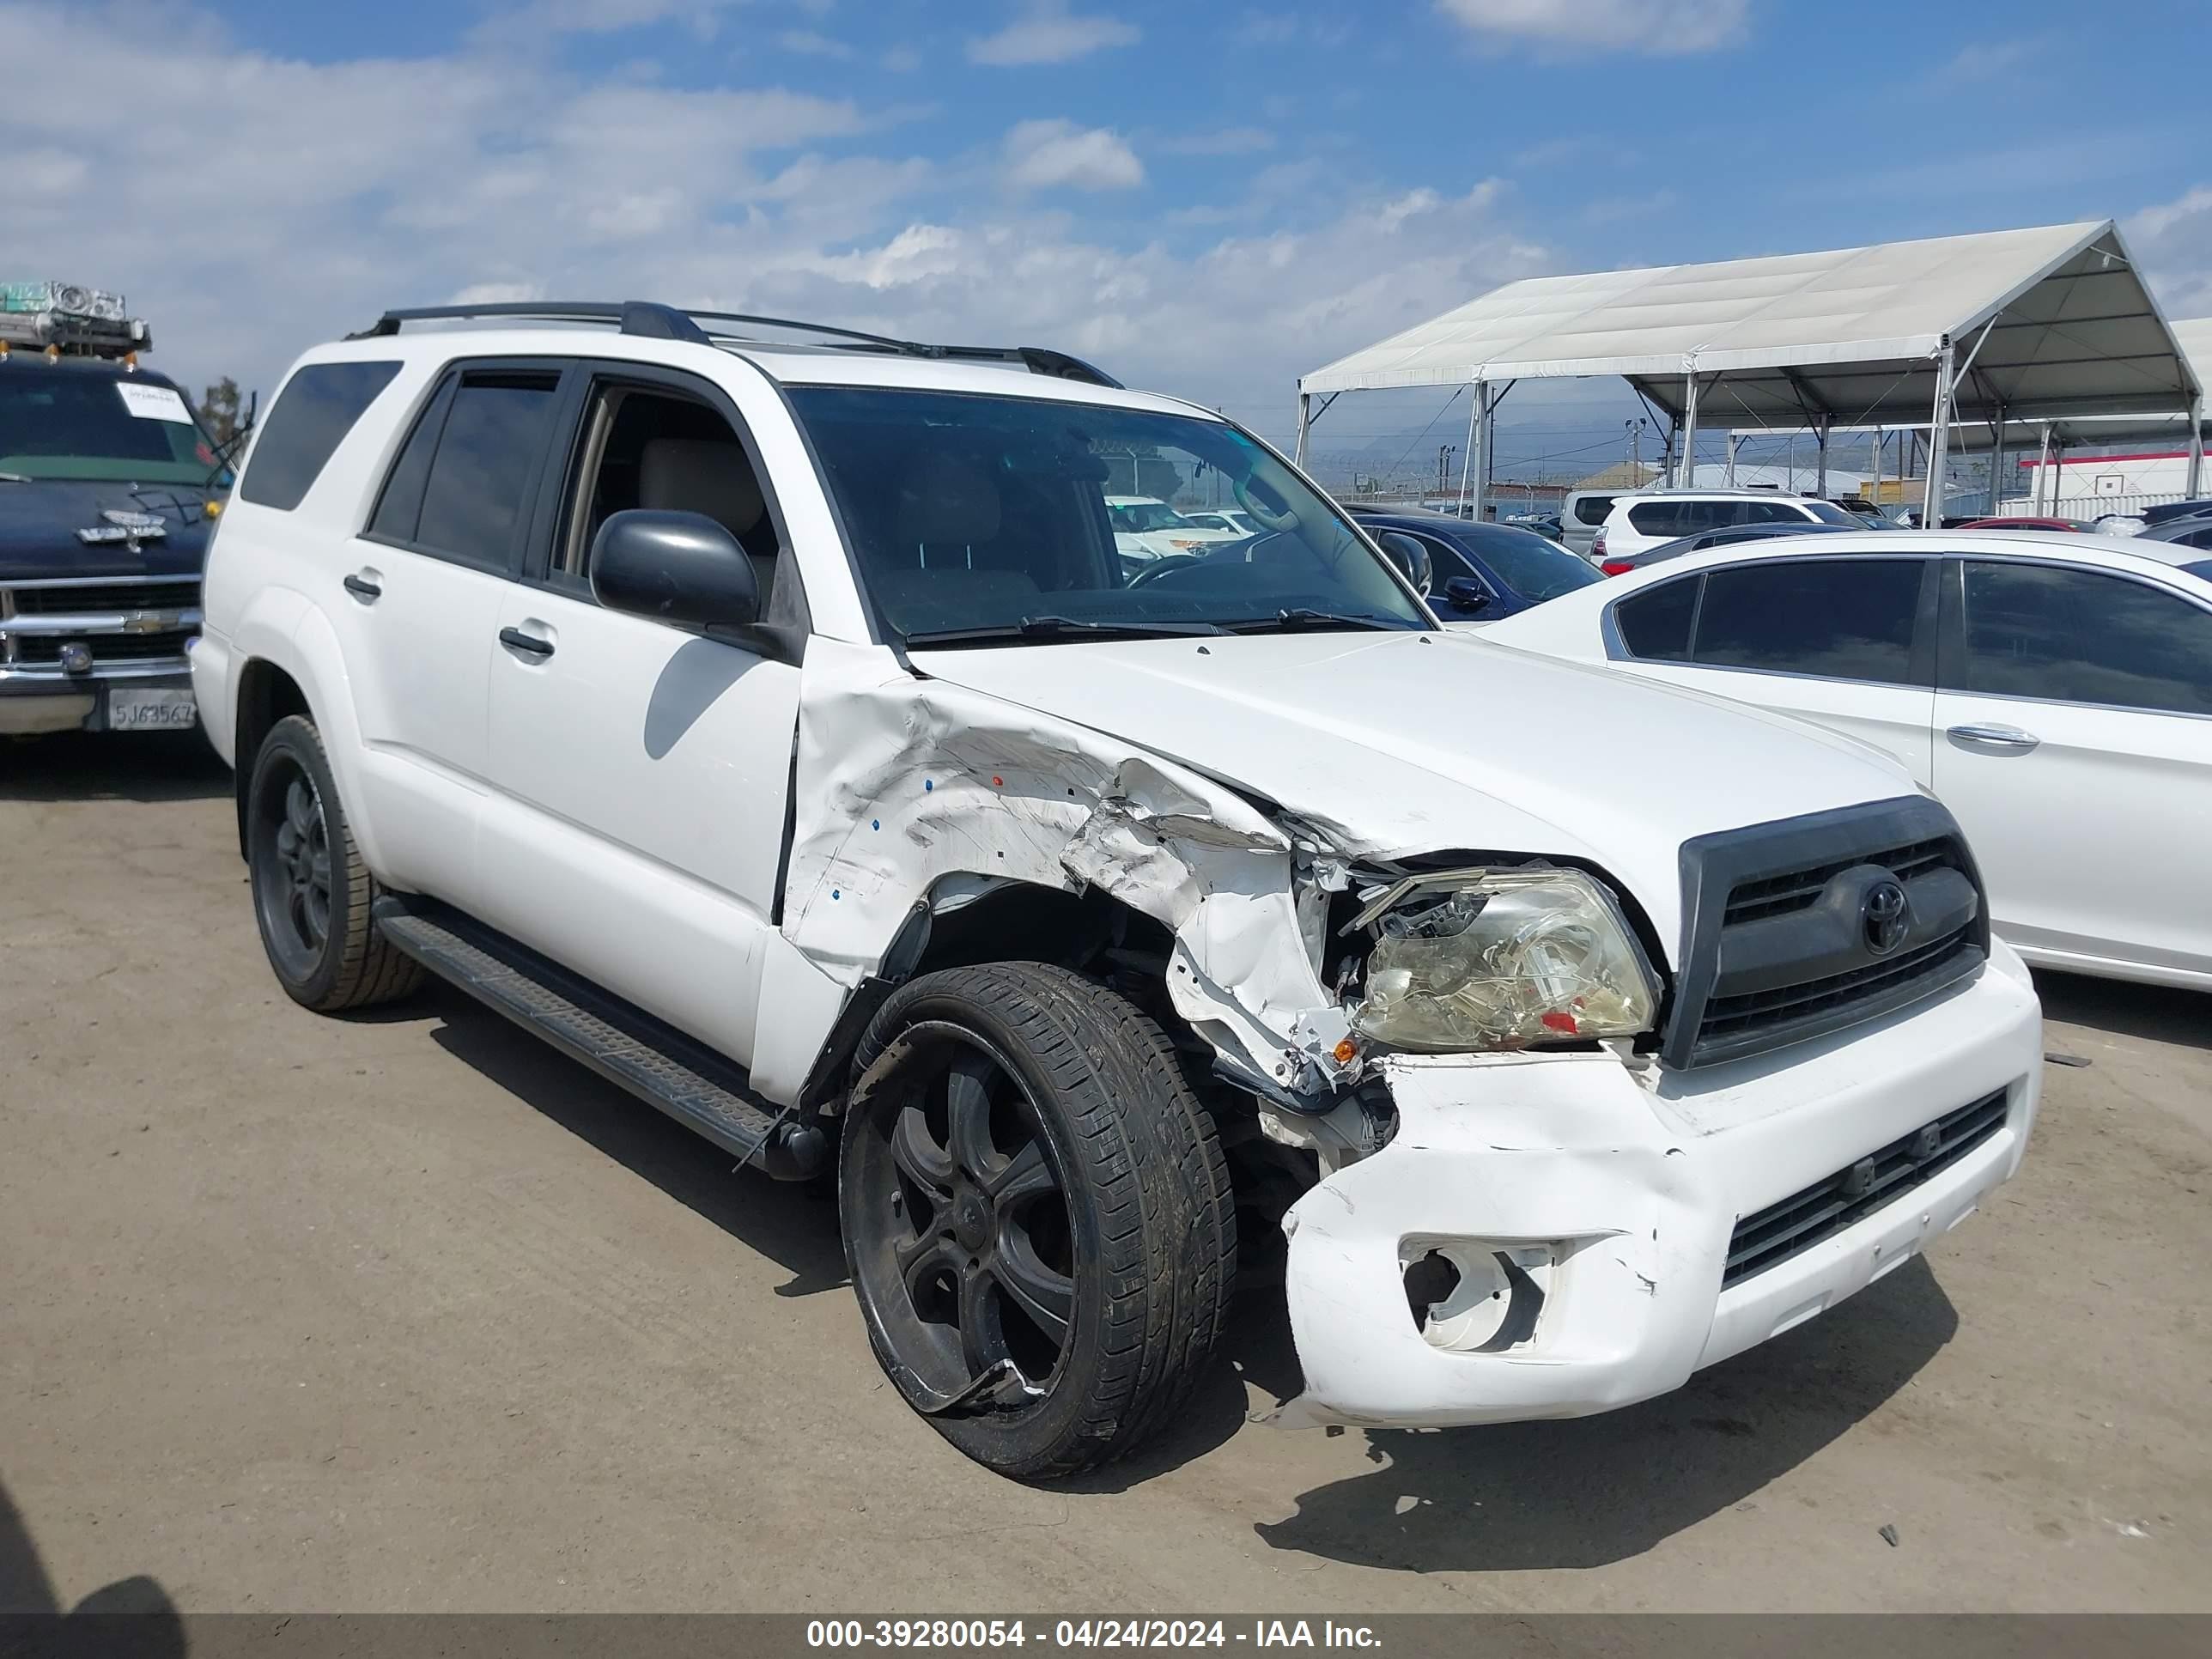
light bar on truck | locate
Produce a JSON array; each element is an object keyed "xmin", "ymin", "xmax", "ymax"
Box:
[{"xmin": 0, "ymin": 281, "xmax": 152, "ymax": 359}]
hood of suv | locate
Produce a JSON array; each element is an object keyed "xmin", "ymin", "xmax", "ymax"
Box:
[
  {"xmin": 907, "ymin": 629, "xmax": 1920, "ymax": 954},
  {"xmin": 0, "ymin": 480, "xmax": 212, "ymax": 580}
]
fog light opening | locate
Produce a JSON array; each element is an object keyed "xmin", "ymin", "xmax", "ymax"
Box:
[{"xmin": 1401, "ymin": 1243, "xmax": 1549, "ymax": 1352}]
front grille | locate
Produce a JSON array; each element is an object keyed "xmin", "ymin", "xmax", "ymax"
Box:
[
  {"xmin": 1698, "ymin": 924, "xmax": 1979, "ymax": 1048},
  {"xmin": 0, "ymin": 578, "xmax": 200, "ymax": 668},
  {"xmin": 1723, "ymin": 837, "xmax": 1956, "ymax": 927},
  {"xmin": 1723, "ymin": 1088, "xmax": 2010, "ymax": 1286},
  {"xmin": 1663, "ymin": 799, "xmax": 1990, "ymax": 1070},
  {"xmin": 3, "ymin": 579, "xmax": 199, "ymax": 616},
  {"xmin": 9, "ymin": 629, "xmax": 198, "ymax": 665}
]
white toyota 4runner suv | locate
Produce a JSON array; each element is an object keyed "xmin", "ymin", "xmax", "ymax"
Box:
[{"xmin": 194, "ymin": 301, "xmax": 2043, "ymax": 1479}]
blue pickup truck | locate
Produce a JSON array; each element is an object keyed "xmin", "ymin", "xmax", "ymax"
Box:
[{"xmin": 1, "ymin": 283, "xmax": 224, "ymax": 736}]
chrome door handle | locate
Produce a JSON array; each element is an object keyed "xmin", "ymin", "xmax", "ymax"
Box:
[
  {"xmin": 343, "ymin": 572, "xmax": 381, "ymax": 603},
  {"xmin": 498, "ymin": 625, "xmax": 555, "ymax": 659},
  {"xmin": 1946, "ymin": 722, "xmax": 2039, "ymax": 752}
]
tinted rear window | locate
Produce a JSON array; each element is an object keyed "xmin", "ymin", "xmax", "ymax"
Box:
[
  {"xmin": 1695, "ymin": 559, "xmax": 1925, "ymax": 684},
  {"xmin": 1572, "ymin": 495, "xmax": 1615, "ymax": 526},
  {"xmin": 240, "ymin": 361, "xmax": 401, "ymax": 511},
  {"xmin": 410, "ymin": 374, "xmax": 561, "ymax": 569},
  {"xmin": 1614, "ymin": 576, "xmax": 1697, "ymax": 660}
]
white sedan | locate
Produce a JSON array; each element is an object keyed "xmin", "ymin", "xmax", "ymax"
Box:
[
  {"xmin": 1103, "ymin": 495, "xmax": 1245, "ymax": 564},
  {"xmin": 1482, "ymin": 529, "xmax": 2212, "ymax": 991}
]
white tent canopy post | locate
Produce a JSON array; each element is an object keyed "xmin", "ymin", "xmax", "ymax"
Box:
[
  {"xmin": 2190, "ymin": 394, "xmax": 2205, "ymax": 498},
  {"xmin": 2033, "ymin": 423, "xmax": 2053, "ymax": 512},
  {"xmin": 1815, "ymin": 416, "xmax": 1830, "ymax": 499},
  {"xmin": 1988, "ymin": 402, "xmax": 2007, "ymax": 516},
  {"xmin": 1676, "ymin": 370, "xmax": 1701, "ymax": 488},
  {"xmin": 1293, "ymin": 392, "xmax": 1312, "ymax": 468},
  {"xmin": 1923, "ymin": 339, "xmax": 1955, "ymax": 525},
  {"xmin": 1453, "ymin": 381, "xmax": 1482, "ymax": 516},
  {"xmin": 1474, "ymin": 382, "xmax": 1496, "ymax": 520},
  {"xmin": 1725, "ymin": 432, "xmax": 1741, "ymax": 486}
]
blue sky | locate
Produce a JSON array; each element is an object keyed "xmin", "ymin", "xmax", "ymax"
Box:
[{"xmin": 11, "ymin": 0, "xmax": 2209, "ymax": 463}]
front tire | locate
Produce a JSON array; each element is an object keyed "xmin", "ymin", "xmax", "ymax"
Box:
[
  {"xmin": 246, "ymin": 714, "xmax": 421, "ymax": 1013},
  {"xmin": 840, "ymin": 963, "xmax": 1237, "ymax": 1480}
]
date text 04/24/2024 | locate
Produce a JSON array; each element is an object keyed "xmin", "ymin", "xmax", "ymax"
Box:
[{"xmin": 804, "ymin": 1621, "xmax": 1382, "ymax": 1649}]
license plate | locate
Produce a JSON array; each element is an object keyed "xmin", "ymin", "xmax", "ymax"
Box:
[{"xmin": 108, "ymin": 689, "xmax": 199, "ymax": 731}]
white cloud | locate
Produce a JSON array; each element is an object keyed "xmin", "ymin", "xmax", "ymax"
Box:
[
  {"xmin": 4, "ymin": 1, "xmax": 1547, "ymax": 445},
  {"xmin": 969, "ymin": 2, "xmax": 1139, "ymax": 66},
  {"xmin": 1939, "ymin": 35, "xmax": 2048, "ymax": 82},
  {"xmin": 477, "ymin": 0, "xmax": 738, "ymax": 41},
  {"xmin": 1231, "ymin": 10, "xmax": 1351, "ymax": 47},
  {"xmin": 2128, "ymin": 185, "xmax": 2212, "ymax": 319},
  {"xmin": 882, "ymin": 42, "xmax": 921, "ymax": 71},
  {"xmin": 778, "ymin": 27, "xmax": 852, "ymax": 58},
  {"xmin": 1437, "ymin": 0, "xmax": 1753, "ymax": 55},
  {"xmin": 1002, "ymin": 119, "xmax": 1145, "ymax": 192},
  {"xmin": 1156, "ymin": 126, "xmax": 1276, "ymax": 157}
]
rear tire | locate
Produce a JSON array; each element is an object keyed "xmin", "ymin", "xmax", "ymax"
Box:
[
  {"xmin": 246, "ymin": 714, "xmax": 421, "ymax": 1013},
  {"xmin": 840, "ymin": 963, "xmax": 1236, "ymax": 1480}
]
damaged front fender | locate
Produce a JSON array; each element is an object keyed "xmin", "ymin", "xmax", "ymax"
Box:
[{"xmin": 785, "ymin": 638, "xmax": 1352, "ymax": 1095}]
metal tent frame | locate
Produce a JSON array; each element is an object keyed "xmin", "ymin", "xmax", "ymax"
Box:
[{"xmin": 1297, "ymin": 222, "xmax": 2203, "ymax": 524}]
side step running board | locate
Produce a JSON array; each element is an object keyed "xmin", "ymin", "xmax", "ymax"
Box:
[{"xmin": 374, "ymin": 896, "xmax": 818, "ymax": 1176}]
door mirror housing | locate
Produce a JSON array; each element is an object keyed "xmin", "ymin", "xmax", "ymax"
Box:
[
  {"xmin": 1375, "ymin": 531, "xmax": 1434, "ymax": 596},
  {"xmin": 1442, "ymin": 575, "xmax": 1491, "ymax": 613},
  {"xmin": 590, "ymin": 509, "xmax": 761, "ymax": 629}
]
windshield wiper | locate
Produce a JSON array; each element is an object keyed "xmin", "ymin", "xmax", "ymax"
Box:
[
  {"xmin": 1225, "ymin": 607, "xmax": 1417, "ymax": 634},
  {"xmin": 904, "ymin": 615, "xmax": 1232, "ymax": 647}
]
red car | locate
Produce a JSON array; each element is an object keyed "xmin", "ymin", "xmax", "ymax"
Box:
[{"xmin": 1954, "ymin": 515, "xmax": 2094, "ymax": 532}]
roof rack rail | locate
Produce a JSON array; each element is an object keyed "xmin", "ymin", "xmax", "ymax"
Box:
[{"xmin": 344, "ymin": 301, "xmax": 1121, "ymax": 388}]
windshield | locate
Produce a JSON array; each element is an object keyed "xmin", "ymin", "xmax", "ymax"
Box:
[
  {"xmin": 1465, "ymin": 526, "xmax": 1604, "ymax": 602},
  {"xmin": 1804, "ymin": 501, "xmax": 1857, "ymax": 526},
  {"xmin": 1108, "ymin": 500, "xmax": 1189, "ymax": 532},
  {"xmin": 0, "ymin": 369, "xmax": 219, "ymax": 484},
  {"xmin": 789, "ymin": 387, "xmax": 1431, "ymax": 641}
]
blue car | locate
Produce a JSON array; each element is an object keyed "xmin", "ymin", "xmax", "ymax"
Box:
[
  {"xmin": 1, "ymin": 298, "xmax": 225, "ymax": 736},
  {"xmin": 1347, "ymin": 508, "xmax": 1603, "ymax": 622}
]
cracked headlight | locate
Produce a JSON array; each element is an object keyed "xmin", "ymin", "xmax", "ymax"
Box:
[{"xmin": 1349, "ymin": 868, "xmax": 1657, "ymax": 1053}]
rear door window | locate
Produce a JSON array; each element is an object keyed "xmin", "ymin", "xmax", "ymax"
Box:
[
  {"xmin": 1954, "ymin": 561, "xmax": 2212, "ymax": 715},
  {"xmin": 405, "ymin": 371, "xmax": 563, "ymax": 572},
  {"xmin": 1613, "ymin": 575, "xmax": 1698, "ymax": 660},
  {"xmin": 1692, "ymin": 558, "xmax": 1928, "ymax": 684},
  {"xmin": 1572, "ymin": 495, "xmax": 1616, "ymax": 526},
  {"xmin": 240, "ymin": 361, "xmax": 401, "ymax": 511}
]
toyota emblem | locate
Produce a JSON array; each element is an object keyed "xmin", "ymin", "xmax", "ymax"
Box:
[{"xmin": 1862, "ymin": 878, "xmax": 1911, "ymax": 957}]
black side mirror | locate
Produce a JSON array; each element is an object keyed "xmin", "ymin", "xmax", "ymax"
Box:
[
  {"xmin": 1443, "ymin": 575, "xmax": 1491, "ymax": 613},
  {"xmin": 591, "ymin": 508, "xmax": 760, "ymax": 629},
  {"xmin": 1375, "ymin": 532, "xmax": 1434, "ymax": 596}
]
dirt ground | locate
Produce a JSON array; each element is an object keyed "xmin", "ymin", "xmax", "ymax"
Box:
[{"xmin": 3, "ymin": 730, "xmax": 2207, "ymax": 1615}]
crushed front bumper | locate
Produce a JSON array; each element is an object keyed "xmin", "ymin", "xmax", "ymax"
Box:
[{"xmin": 1270, "ymin": 940, "xmax": 2042, "ymax": 1429}]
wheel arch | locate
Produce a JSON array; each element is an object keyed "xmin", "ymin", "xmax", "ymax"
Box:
[
  {"xmin": 226, "ymin": 599, "xmax": 382, "ymax": 875},
  {"xmin": 796, "ymin": 875, "xmax": 1181, "ymax": 1115}
]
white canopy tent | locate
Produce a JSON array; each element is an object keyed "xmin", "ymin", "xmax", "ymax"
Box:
[
  {"xmin": 1297, "ymin": 222, "xmax": 2203, "ymax": 522},
  {"xmin": 1768, "ymin": 315, "xmax": 2212, "ymax": 513}
]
